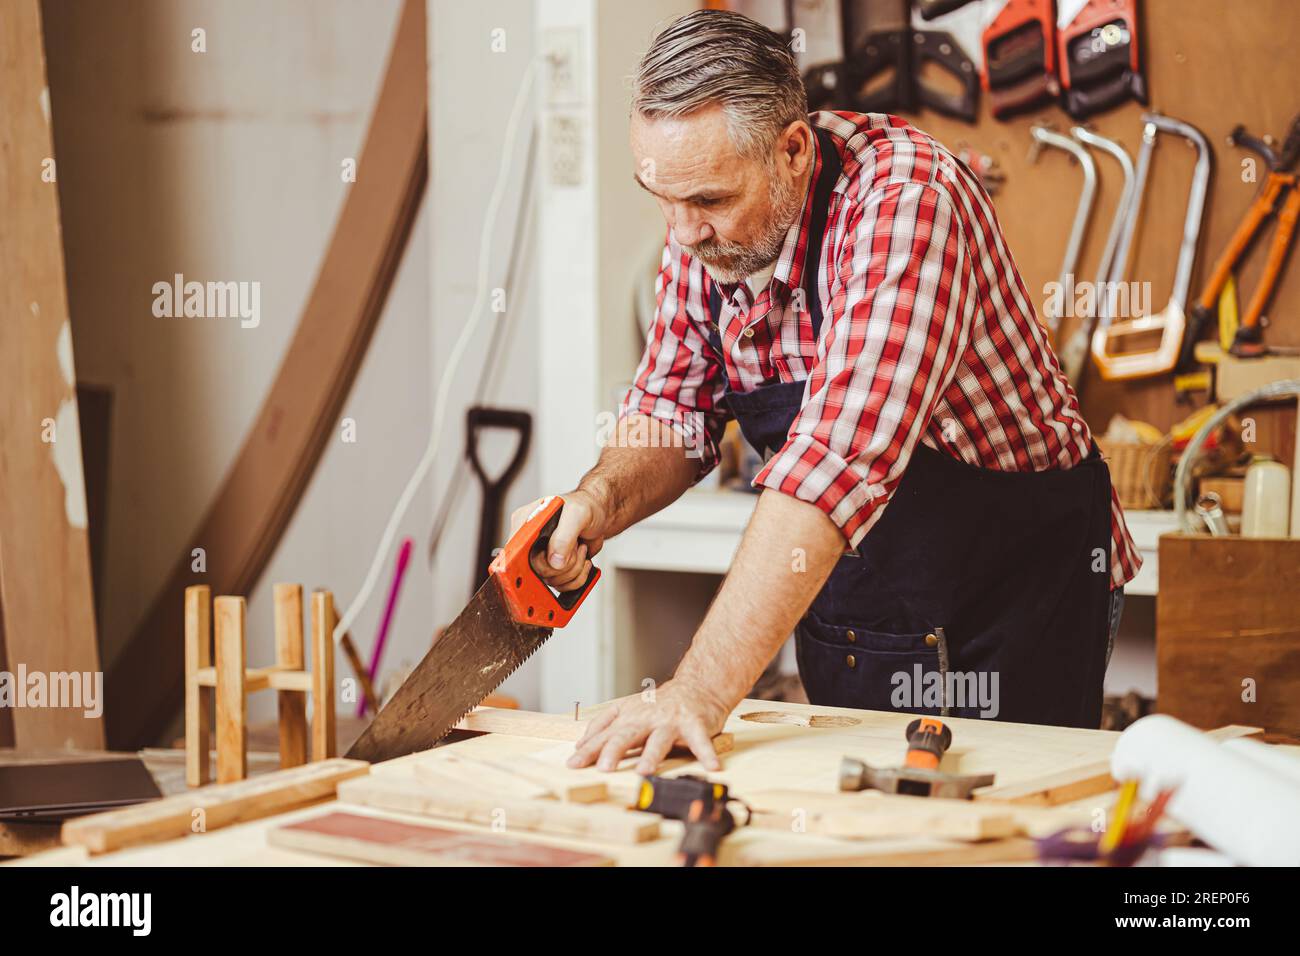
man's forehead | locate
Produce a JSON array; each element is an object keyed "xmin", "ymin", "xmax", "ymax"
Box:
[{"xmin": 630, "ymin": 108, "xmax": 751, "ymax": 195}]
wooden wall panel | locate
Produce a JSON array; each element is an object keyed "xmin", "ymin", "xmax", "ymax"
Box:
[
  {"xmin": 0, "ymin": 0, "xmax": 104, "ymax": 748},
  {"xmin": 1158, "ymin": 534, "xmax": 1300, "ymax": 738}
]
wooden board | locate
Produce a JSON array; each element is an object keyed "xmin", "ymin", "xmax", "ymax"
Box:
[
  {"xmin": 337, "ymin": 776, "xmax": 660, "ymax": 845},
  {"xmin": 1158, "ymin": 534, "xmax": 1300, "ymax": 738},
  {"xmin": 269, "ymin": 811, "xmax": 613, "ymax": 867},
  {"xmin": 0, "ymin": 0, "xmax": 102, "ymax": 749},
  {"xmin": 104, "ymin": 0, "xmax": 429, "ymax": 749},
  {"xmin": 459, "ymin": 705, "xmax": 734, "ymax": 754},
  {"xmin": 746, "ymin": 790, "xmax": 1021, "ymax": 841},
  {"xmin": 14, "ymin": 697, "xmax": 1286, "ymax": 867},
  {"xmin": 61, "ymin": 757, "xmax": 369, "ymax": 853},
  {"xmin": 414, "ymin": 752, "xmax": 608, "ymax": 804}
]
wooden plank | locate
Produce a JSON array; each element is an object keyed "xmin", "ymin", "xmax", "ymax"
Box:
[
  {"xmin": 0, "ymin": 0, "xmax": 102, "ymax": 750},
  {"xmin": 104, "ymin": 0, "xmax": 429, "ymax": 749},
  {"xmin": 734, "ymin": 836, "xmax": 1040, "ymax": 867},
  {"xmin": 268, "ymin": 811, "xmax": 614, "ymax": 867},
  {"xmin": 746, "ymin": 790, "xmax": 1021, "ymax": 841},
  {"xmin": 214, "ymin": 597, "xmax": 247, "ymax": 783},
  {"xmin": 974, "ymin": 760, "xmax": 1115, "ymax": 807},
  {"xmin": 414, "ymin": 756, "xmax": 552, "ymax": 801},
  {"xmin": 457, "ymin": 706, "xmax": 734, "ymax": 755},
  {"xmin": 337, "ymin": 776, "xmax": 660, "ymax": 845},
  {"xmin": 274, "ymin": 584, "xmax": 307, "ymax": 768},
  {"xmin": 61, "ymin": 758, "xmax": 369, "ymax": 854},
  {"xmin": 184, "ymin": 586, "xmax": 212, "ymax": 787},
  {"xmin": 975, "ymin": 724, "xmax": 1264, "ymax": 805},
  {"xmin": 416, "ymin": 752, "xmax": 609, "ymax": 804},
  {"xmin": 1158, "ymin": 533, "xmax": 1300, "ymax": 737},
  {"xmin": 311, "ymin": 591, "xmax": 337, "ymax": 761}
]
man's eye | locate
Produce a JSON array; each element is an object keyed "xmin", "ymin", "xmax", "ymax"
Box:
[{"xmin": 696, "ymin": 197, "xmax": 722, "ymax": 208}]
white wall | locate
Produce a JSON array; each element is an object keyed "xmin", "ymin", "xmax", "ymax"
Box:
[{"xmin": 426, "ymin": 0, "xmax": 543, "ymax": 705}]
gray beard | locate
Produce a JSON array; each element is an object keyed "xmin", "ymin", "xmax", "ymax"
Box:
[{"xmin": 688, "ymin": 172, "xmax": 802, "ymax": 286}]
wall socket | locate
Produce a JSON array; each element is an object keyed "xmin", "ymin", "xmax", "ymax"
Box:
[
  {"xmin": 547, "ymin": 113, "xmax": 583, "ymax": 187},
  {"xmin": 544, "ymin": 27, "xmax": 582, "ymax": 107}
]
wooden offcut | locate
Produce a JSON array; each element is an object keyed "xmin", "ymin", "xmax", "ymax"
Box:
[
  {"xmin": 269, "ymin": 811, "xmax": 614, "ymax": 867},
  {"xmin": 105, "ymin": 0, "xmax": 430, "ymax": 749},
  {"xmin": 458, "ymin": 706, "xmax": 734, "ymax": 755},
  {"xmin": 337, "ymin": 776, "xmax": 661, "ymax": 845},
  {"xmin": 414, "ymin": 753, "xmax": 608, "ymax": 804},
  {"xmin": 61, "ymin": 758, "xmax": 369, "ymax": 854},
  {"xmin": 0, "ymin": 0, "xmax": 102, "ymax": 749},
  {"xmin": 747, "ymin": 790, "xmax": 1020, "ymax": 841}
]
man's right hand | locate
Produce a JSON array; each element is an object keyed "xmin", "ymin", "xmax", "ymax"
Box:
[{"xmin": 508, "ymin": 489, "xmax": 607, "ymax": 592}]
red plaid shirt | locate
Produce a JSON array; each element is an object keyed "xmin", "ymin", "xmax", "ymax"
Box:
[{"xmin": 622, "ymin": 111, "xmax": 1140, "ymax": 589}]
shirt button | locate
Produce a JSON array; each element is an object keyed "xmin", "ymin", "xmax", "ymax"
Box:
[
  {"xmin": 925, "ymin": 633, "xmax": 938, "ymax": 647},
  {"xmin": 846, "ymin": 629, "xmax": 856, "ymax": 643},
  {"xmin": 845, "ymin": 654, "xmax": 856, "ymax": 669},
  {"xmin": 743, "ymin": 327, "xmax": 755, "ymax": 338}
]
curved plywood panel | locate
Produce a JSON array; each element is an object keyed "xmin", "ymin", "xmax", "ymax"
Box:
[{"xmin": 105, "ymin": 0, "xmax": 428, "ymax": 749}]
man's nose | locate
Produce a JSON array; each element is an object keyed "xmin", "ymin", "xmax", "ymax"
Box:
[{"xmin": 671, "ymin": 206, "xmax": 713, "ymax": 247}]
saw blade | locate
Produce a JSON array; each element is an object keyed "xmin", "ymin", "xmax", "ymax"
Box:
[{"xmin": 345, "ymin": 575, "xmax": 552, "ymax": 763}]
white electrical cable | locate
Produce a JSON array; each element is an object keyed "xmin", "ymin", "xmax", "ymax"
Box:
[{"xmin": 334, "ymin": 60, "xmax": 538, "ymax": 643}]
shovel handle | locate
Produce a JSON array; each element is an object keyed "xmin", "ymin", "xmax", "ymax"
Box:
[{"xmin": 490, "ymin": 496, "xmax": 600, "ymax": 627}]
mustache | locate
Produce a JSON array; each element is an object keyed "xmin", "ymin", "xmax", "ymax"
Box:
[{"xmin": 684, "ymin": 237, "xmax": 746, "ymax": 262}]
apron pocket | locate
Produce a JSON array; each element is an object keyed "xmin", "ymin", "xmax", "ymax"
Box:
[{"xmin": 795, "ymin": 611, "xmax": 943, "ymax": 715}]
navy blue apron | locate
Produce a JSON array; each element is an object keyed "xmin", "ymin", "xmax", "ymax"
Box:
[{"xmin": 705, "ymin": 128, "xmax": 1114, "ymax": 729}]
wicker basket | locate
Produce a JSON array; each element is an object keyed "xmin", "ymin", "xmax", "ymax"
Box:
[{"xmin": 1097, "ymin": 437, "xmax": 1173, "ymax": 510}]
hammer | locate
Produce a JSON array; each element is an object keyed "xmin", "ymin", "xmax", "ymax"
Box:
[{"xmin": 840, "ymin": 717, "xmax": 994, "ymax": 800}]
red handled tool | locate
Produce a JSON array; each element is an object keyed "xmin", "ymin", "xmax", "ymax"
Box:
[
  {"xmin": 1056, "ymin": 0, "xmax": 1147, "ymax": 119},
  {"xmin": 346, "ymin": 496, "xmax": 599, "ymax": 763},
  {"xmin": 982, "ymin": 0, "xmax": 1057, "ymax": 119}
]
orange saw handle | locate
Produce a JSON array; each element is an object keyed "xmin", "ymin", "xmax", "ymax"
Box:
[{"xmin": 489, "ymin": 495, "xmax": 600, "ymax": 627}]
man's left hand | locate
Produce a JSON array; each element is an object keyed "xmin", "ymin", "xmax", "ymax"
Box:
[{"xmin": 567, "ymin": 679, "xmax": 732, "ymax": 775}]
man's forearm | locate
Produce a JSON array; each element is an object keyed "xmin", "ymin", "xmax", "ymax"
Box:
[
  {"xmin": 673, "ymin": 488, "xmax": 846, "ymax": 706},
  {"xmin": 578, "ymin": 414, "xmax": 702, "ymax": 537}
]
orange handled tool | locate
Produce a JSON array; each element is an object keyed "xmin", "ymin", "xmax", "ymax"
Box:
[
  {"xmin": 489, "ymin": 495, "xmax": 600, "ymax": 628},
  {"xmin": 903, "ymin": 717, "xmax": 953, "ymax": 771}
]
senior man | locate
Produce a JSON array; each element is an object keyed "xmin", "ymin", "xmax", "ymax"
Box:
[{"xmin": 510, "ymin": 9, "xmax": 1139, "ymax": 774}]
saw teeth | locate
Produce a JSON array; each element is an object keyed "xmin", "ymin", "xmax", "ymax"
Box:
[{"xmin": 426, "ymin": 632, "xmax": 551, "ymax": 745}]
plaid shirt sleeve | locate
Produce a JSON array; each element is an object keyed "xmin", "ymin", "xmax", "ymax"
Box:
[
  {"xmin": 754, "ymin": 182, "xmax": 973, "ymax": 547},
  {"xmin": 619, "ymin": 231, "xmax": 732, "ymax": 478}
]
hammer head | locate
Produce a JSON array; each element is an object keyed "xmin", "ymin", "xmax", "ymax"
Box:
[{"xmin": 840, "ymin": 756, "xmax": 995, "ymax": 800}]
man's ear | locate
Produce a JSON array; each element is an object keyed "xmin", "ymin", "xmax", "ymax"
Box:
[{"xmin": 777, "ymin": 120, "xmax": 814, "ymax": 177}]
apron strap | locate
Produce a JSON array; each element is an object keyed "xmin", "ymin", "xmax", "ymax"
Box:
[{"xmin": 705, "ymin": 125, "xmax": 842, "ymax": 360}]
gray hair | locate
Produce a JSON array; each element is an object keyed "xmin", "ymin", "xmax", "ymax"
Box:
[{"xmin": 632, "ymin": 9, "xmax": 808, "ymax": 161}]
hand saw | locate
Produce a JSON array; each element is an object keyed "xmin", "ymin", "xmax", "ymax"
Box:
[{"xmin": 346, "ymin": 495, "xmax": 599, "ymax": 763}]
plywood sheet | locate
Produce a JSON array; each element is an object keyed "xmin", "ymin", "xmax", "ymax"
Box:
[{"xmin": 0, "ymin": 0, "xmax": 102, "ymax": 749}]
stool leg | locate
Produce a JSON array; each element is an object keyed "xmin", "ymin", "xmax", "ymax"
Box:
[
  {"xmin": 311, "ymin": 590, "xmax": 337, "ymax": 760},
  {"xmin": 274, "ymin": 583, "xmax": 308, "ymax": 768},
  {"xmin": 184, "ymin": 586, "xmax": 212, "ymax": 787},
  {"xmin": 214, "ymin": 596, "xmax": 247, "ymax": 783}
]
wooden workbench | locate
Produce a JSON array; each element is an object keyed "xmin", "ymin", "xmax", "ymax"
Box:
[{"xmin": 5, "ymin": 699, "xmax": 1218, "ymax": 867}]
